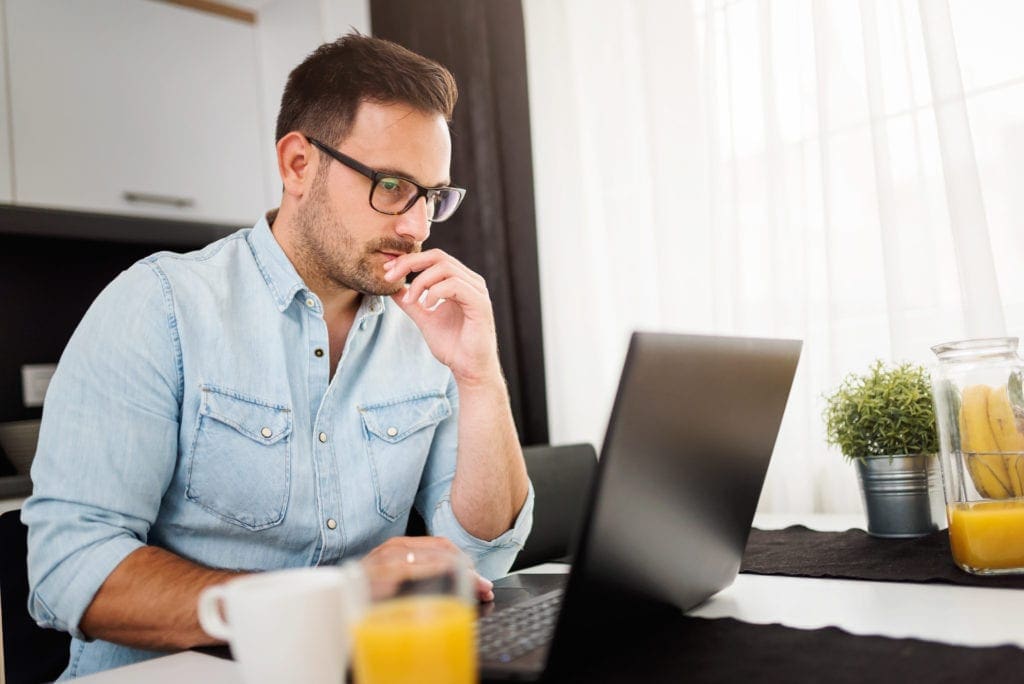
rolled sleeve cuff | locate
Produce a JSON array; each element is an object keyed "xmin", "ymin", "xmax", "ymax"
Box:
[
  {"xmin": 432, "ymin": 483, "xmax": 535, "ymax": 580},
  {"xmin": 30, "ymin": 534, "xmax": 145, "ymax": 641}
]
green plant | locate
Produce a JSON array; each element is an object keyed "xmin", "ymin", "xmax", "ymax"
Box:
[{"xmin": 824, "ymin": 360, "xmax": 939, "ymax": 459}]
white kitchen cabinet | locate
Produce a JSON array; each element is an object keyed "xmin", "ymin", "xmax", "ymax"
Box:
[
  {"xmin": 5, "ymin": 0, "xmax": 267, "ymax": 226},
  {"xmin": 0, "ymin": 0, "xmax": 13, "ymax": 203}
]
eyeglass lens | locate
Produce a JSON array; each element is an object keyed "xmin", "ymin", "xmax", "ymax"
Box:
[{"xmin": 371, "ymin": 177, "xmax": 461, "ymax": 222}]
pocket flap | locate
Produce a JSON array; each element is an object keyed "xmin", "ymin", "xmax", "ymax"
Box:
[
  {"xmin": 199, "ymin": 385, "xmax": 293, "ymax": 444},
  {"xmin": 358, "ymin": 393, "xmax": 452, "ymax": 443}
]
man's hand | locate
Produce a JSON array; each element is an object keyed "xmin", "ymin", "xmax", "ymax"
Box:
[
  {"xmin": 384, "ymin": 248, "xmax": 530, "ymax": 543},
  {"xmin": 360, "ymin": 536, "xmax": 494, "ymax": 602},
  {"xmin": 384, "ymin": 249, "xmax": 500, "ymax": 386}
]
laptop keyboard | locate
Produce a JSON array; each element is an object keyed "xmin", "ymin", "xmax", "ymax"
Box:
[{"xmin": 478, "ymin": 589, "xmax": 564, "ymax": 664}]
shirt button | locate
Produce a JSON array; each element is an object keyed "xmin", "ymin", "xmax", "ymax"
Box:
[
  {"xmin": 260, "ymin": 427, "xmax": 273, "ymax": 438},
  {"xmin": 326, "ymin": 518, "xmax": 337, "ymax": 530},
  {"xmin": 386, "ymin": 426, "xmax": 399, "ymax": 437},
  {"xmin": 318, "ymin": 432, "xmax": 328, "ymax": 443},
  {"xmin": 314, "ymin": 348, "xmax": 324, "ymax": 357},
  {"xmin": 359, "ymin": 321, "xmax": 366, "ymax": 331},
  {"xmin": 369, "ymin": 301, "xmax": 378, "ymax": 312},
  {"xmin": 305, "ymin": 298, "xmax": 315, "ymax": 308}
]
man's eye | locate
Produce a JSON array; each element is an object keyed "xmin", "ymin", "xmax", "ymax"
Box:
[{"xmin": 379, "ymin": 178, "xmax": 402, "ymax": 192}]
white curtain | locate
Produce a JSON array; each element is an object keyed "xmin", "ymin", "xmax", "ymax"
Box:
[{"xmin": 522, "ymin": 0, "xmax": 1024, "ymax": 513}]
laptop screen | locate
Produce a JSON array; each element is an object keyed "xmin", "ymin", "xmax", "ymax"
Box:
[{"xmin": 557, "ymin": 332, "xmax": 801, "ymax": 622}]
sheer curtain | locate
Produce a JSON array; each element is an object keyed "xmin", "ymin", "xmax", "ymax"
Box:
[{"xmin": 522, "ymin": 0, "xmax": 1024, "ymax": 513}]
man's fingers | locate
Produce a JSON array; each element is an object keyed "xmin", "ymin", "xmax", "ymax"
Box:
[
  {"xmin": 421, "ymin": 277, "xmax": 486, "ymax": 310},
  {"xmin": 367, "ymin": 535, "xmax": 464, "ymax": 562},
  {"xmin": 384, "ymin": 249, "xmax": 485, "ymax": 291},
  {"xmin": 477, "ymin": 573, "xmax": 495, "ymax": 602},
  {"xmin": 391, "ymin": 262, "xmax": 485, "ymax": 304},
  {"xmin": 396, "ymin": 263, "xmax": 459, "ymax": 306},
  {"xmin": 361, "ymin": 536, "xmax": 486, "ymax": 601},
  {"xmin": 382, "ymin": 248, "xmax": 454, "ymax": 280},
  {"xmin": 401, "ymin": 536, "xmax": 462, "ymax": 553}
]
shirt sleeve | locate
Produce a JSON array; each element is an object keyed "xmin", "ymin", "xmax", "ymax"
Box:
[
  {"xmin": 414, "ymin": 377, "xmax": 535, "ymax": 580},
  {"xmin": 21, "ymin": 261, "xmax": 183, "ymax": 640}
]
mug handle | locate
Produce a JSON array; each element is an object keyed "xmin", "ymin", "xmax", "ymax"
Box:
[{"xmin": 197, "ymin": 585, "xmax": 232, "ymax": 641}]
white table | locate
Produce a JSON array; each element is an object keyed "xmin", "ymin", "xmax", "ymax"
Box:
[
  {"xmin": 693, "ymin": 513, "xmax": 1024, "ymax": 650},
  {"xmin": 74, "ymin": 513, "xmax": 1024, "ymax": 682}
]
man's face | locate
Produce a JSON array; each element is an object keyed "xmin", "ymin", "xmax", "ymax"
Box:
[{"xmin": 293, "ymin": 100, "xmax": 453, "ymax": 296}]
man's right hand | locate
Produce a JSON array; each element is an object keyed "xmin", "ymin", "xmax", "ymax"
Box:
[{"xmin": 360, "ymin": 536, "xmax": 494, "ymax": 602}]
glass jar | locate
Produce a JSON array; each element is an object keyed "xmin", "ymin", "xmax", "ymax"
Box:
[{"xmin": 931, "ymin": 337, "xmax": 1024, "ymax": 574}]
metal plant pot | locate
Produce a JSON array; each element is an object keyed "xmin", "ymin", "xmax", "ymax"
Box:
[{"xmin": 855, "ymin": 453, "xmax": 946, "ymax": 538}]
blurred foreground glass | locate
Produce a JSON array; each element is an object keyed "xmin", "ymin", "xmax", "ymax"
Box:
[
  {"xmin": 932, "ymin": 337, "xmax": 1024, "ymax": 574},
  {"xmin": 353, "ymin": 547, "xmax": 477, "ymax": 684}
]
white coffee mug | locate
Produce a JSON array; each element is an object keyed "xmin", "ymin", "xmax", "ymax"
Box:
[{"xmin": 197, "ymin": 563, "xmax": 368, "ymax": 684}]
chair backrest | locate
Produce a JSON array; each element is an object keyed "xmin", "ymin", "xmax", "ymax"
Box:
[
  {"xmin": 0, "ymin": 510, "xmax": 70, "ymax": 684},
  {"xmin": 510, "ymin": 443, "xmax": 598, "ymax": 571},
  {"xmin": 403, "ymin": 443, "xmax": 599, "ymax": 571}
]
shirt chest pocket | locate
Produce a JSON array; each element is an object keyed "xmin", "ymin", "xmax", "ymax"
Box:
[
  {"xmin": 187, "ymin": 385, "xmax": 293, "ymax": 531},
  {"xmin": 359, "ymin": 392, "xmax": 452, "ymax": 522}
]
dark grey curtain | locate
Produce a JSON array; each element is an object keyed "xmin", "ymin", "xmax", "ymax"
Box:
[{"xmin": 371, "ymin": 0, "xmax": 549, "ymax": 446}]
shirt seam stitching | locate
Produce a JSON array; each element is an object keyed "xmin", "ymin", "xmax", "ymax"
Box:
[
  {"xmin": 356, "ymin": 389, "xmax": 449, "ymax": 411},
  {"xmin": 149, "ymin": 231, "xmax": 244, "ymax": 264},
  {"xmin": 142, "ymin": 261, "xmax": 185, "ymax": 407},
  {"xmin": 68, "ymin": 638, "xmax": 85, "ymax": 678},
  {"xmin": 247, "ymin": 226, "xmax": 297, "ymax": 310}
]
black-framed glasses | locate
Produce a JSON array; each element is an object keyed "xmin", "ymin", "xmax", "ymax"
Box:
[{"xmin": 307, "ymin": 137, "xmax": 466, "ymax": 223}]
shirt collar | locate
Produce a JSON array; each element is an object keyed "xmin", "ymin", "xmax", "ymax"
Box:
[
  {"xmin": 247, "ymin": 209, "xmax": 388, "ymax": 318},
  {"xmin": 248, "ymin": 210, "xmax": 307, "ymax": 312}
]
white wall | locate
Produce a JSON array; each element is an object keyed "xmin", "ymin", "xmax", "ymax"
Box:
[{"xmin": 255, "ymin": 0, "xmax": 371, "ymax": 207}]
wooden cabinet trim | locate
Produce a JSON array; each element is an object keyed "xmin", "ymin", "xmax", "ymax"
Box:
[{"xmin": 158, "ymin": 0, "xmax": 257, "ymax": 25}]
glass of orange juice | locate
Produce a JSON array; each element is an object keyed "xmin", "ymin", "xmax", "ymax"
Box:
[
  {"xmin": 932, "ymin": 338, "xmax": 1024, "ymax": 574},
  {"xmin": 353, "ymin": 546, "xmax": 477, "ymax": 684}
]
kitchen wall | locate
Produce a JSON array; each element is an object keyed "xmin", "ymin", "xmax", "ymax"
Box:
[
  {"xmin": 0, "ymin": 235, "xmax": 168, "ymax": 424},
  {"xmin": 0, "ymin": 0, "xmax": 371, "ymax": 504},
  {"xmin": 256, "ymin": 0, "xmax": 372, "ymax": 203}
]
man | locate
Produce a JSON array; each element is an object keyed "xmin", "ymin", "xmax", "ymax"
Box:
[{"xmin": 23, "ymin": 34, "xmax": 533, "ymax": 679}]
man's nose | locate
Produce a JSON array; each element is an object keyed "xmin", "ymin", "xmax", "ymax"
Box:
[{"xmin": 394, "ymin": 196, "xmax": 431, "ymax": 242}]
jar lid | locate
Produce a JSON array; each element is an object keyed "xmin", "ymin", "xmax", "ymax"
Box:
[{"xmin": 931, "ymin": 336, "xmax": 1019, "ymax": 360}]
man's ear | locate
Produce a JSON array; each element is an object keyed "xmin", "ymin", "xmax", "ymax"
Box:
[{"xmin": 277, "ymin": 132, "xmax": 316, "ymax": 200}]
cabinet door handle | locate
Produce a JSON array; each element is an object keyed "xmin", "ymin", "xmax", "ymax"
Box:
[{"xmin": 122, "ymin": 191, "xmax": 195, "ymax": 208}]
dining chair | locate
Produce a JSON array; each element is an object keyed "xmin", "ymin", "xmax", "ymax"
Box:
[
  {"xmin": 510, "ymin": 442, "xmax": 598, "ymax": 571},
  {"xmin": 403, "ymin": 442, "xmax": 599, "ymax": 571},
  {"xmin": 0, "ymin": 510, "xmax": 71, "ymax": 684}
]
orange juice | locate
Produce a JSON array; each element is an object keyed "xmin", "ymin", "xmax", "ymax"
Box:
[
  {"xmin": 352, "ymin": 595, "xmax": 477, "ymax": 684},
  {"xmin": 948, "ymin": 500, "xmax": 1024, "ymax": 572}
]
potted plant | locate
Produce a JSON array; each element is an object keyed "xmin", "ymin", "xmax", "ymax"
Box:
[{"xmin": 824, "ymin": 360, "xmax": 945, "ymax": 537}]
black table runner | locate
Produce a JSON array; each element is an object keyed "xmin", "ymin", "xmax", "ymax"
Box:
[
  {"xmin": 199, "ymin": 615, "xmax": 1024, "ymax": 684},
  {"xmin": 550, "ymin": 530, "xmax": 1024, "ymax": 682},
  {"xmin": 537, "ymin": 615, "xmax": 1024, "ymax": 683},
  {"xmin": 742, "ymin": 525, "xmax": 1024, "ymax": 589}
]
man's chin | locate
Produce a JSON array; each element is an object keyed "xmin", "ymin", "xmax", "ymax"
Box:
[
  {"xmin": 352, "ymin": 279, "xmax": 405, "ymax": 298},
  {"xmin": 374, "ymin": 281, "xmax": 406, "ymax": 297},
  {"xmin": 331, "ymin": 265, "xmax": 406, "ymax": 298}
]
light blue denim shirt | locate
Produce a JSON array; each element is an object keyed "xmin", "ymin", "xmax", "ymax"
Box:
[{"xmin": 22, "ymin": 214, "xmax": 533, "ymax": 679}]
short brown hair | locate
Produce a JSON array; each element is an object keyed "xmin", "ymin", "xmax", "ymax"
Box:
[{"xmin": 275, "ymin": 33, "xmax": 458, "ymax": 146}]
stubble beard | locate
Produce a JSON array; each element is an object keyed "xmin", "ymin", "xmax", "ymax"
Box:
[{"xmin": 293, "ymin": 177, "xmax": 419, "ymax": 297}]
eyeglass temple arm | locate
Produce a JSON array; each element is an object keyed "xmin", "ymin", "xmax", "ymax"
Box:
[{"xmin": 307, "ymin": 137, "xmax": 378, "ymax": 181}]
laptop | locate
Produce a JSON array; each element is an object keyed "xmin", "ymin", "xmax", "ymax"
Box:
[{"xmin": 477, "ymin": 332, "xmax": 802, "ymax": 681}]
